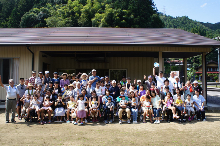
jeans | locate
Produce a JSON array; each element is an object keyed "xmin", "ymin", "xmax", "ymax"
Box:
[
  {"xmin": 132, "ymin": 108, "xmax": 138, "ymax": 121},
  {"xmin": 153, "ymin": 108, "xmax": 161, "ymax": 118},
  {"xmin": 197, "ymin": 109, "xmax": 205, "ymax": 120},
  {"xmin": 104, "ymin": 108, "xmax": 113, "ymax": 120}
]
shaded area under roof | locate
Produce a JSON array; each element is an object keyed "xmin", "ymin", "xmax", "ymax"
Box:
[{"xmin": 0, "ymin": 27, "xmax": 219, "ymax": 47}]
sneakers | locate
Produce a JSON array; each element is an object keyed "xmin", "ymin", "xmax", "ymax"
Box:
[
  {"xmin": 157, "ymin": 120, "xmax": 160, "ymax": 124},
  {"xmin": 66, "ymin": 120, "xmax": 70, "ymax": 123},
  {"xmin": 188, "ymin": 117, "xmax": 191, "ymax": 122},
  {"xmin": 154, "ymin": 120, "xmax": 158, "ymax": 124},
  {"xmin": 203, "ymin": 119, "xmax": 206, "ymax": 122},
  {"xmin": 197, "ymin": 119, "xmax": 200, "ymax": 121},
  {"xmin": 84, "ymin": 119, "xmax": 88, "ymax": 123},
  {"xmin": 119, "ymin": 120, "xmax": 122, "ymax": 124},
  {"xmin": 109, "ymin": 119, "xmax": 113, "ymax": 124},
  {"xmin": 80, "ymin": 122, "xmax": 83, "ymax": 125},
  {"xmin": 127, "ymin": 119, "xmax": 131, "ymax": 124},
  {"xmin": 191, "ymin": 116, "xmax": 194, "ymax": 121},
  {"xmin": 104, "ymin": 120, "xmax": 108, "ymax": 124},
  {"xmin": 133, "ymin": 121, "xmax": 137, "ymax": 124},
  {"xmin": 74, "ymin": 122, "xmax": 78, "ymax": 125},
  {"xmin": 6, "ymin": 120, "xmax": 9, "ymax": 123}
]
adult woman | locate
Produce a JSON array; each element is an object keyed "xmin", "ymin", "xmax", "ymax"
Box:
[
  {"xmin": 184, "ymin": 81, "xmax": 193, "ymax": 99},
  {"xmin": 24, "ymin": 83, "xmax": 35, "ymax": 97},
  {"xmin": 138, "ymin": 84, "xmax": 145, "ymax": 98}
]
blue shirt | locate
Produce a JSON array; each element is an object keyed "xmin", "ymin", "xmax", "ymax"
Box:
[
  {"xmin": 52, "ymin": 78, "xmax": 60, "ymax": 85},
  {"xmin": 89, "ymin": 76, "xmax": 100, "ymax": 88},
  {"xmin": 4, "ymin": 85, "xmax": 19, "ymax": 99}
]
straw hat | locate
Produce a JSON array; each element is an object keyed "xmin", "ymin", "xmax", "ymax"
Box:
[{"xmin": 28, "ymin": 83, "xmax": 33, "ymax": 87}]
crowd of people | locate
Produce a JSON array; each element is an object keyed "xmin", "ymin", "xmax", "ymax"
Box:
[{"xmin": 0, "ymin": 68, "xmax": 206, "ymax": 125}]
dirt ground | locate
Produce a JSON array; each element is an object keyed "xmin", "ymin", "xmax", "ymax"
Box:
[{"xmin": 0, "ymin": 110, "xmax": 220, "ymax": 146}]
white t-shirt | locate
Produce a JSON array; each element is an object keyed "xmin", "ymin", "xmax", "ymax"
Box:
[
  {"xmin": 77, "ymin": 100, "xmax": 86, "ymax": 111},
  {"xmin": 185, "ymin": 99, "xmax": 193, "ymax": 107},
  {"xmin": 95, "ymin": 88, "xmax": 102, "ymax": 96},
  {"xmin": 24, "ymin": 89, "xmax": 36, "ymax": 97},
  {"xmin": 155, "ymin": 76, "xmax": 166, "ymax": 88},
  {"xmin": 81, "ymin": 80, "xmax": 88, "ymax": 87},
  {"xmin": 173, "ymin": 94, "xmax": 184, "ymax": 102},
  {"xmin": 100, "ymin": 86, "xmax": 106, "ymax": 95}
]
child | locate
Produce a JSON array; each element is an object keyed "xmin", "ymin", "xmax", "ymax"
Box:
[
  {"xmin": 80, "ymin": 73, "xmax": 88, "ymax": 88},
  {"xmin": 175, "ymin": 94, "xmax": 184, "ymax": 122},
  {"xmin": 151, "ymin": 90, "xmax": 161, "ymax": 124},
  {"xmin": 54, "ymin": 93, "xmax": 65, "ymax": 122},
  {"xmin": 90, "ymin": 96, "xmax": 99, "ymax": 122},
  {"xmin": 27, "ymin": 94, "xmax": 40, "ymax": 122},
  {"xmin": 73, "ymin": 75, "xmax": 80, "ymax": 88},
  {"xmin": 66, "ymin": 96, "xmax": 77, "ymax": 123},
  {"xmin": 66, "ymin": 84, "xmax": 74, "ymax": 102},
  {"xmin": 62, "ymin": 84, "xmax": 69, "ymax": 100},
  {"xmin": 142, "ymin": 95, "xmax": 152, "ymax": 123},
  {"xmin": 20, "ymin": 94, "xmax": 31, "ymax": 119},
  {"xmin": 164, "ymin": 92, "xmax": 177, "ymax": 122},
  {"xmin": 131, "ymin": 96, "xmax": 138, "ymax": 124},
  {"xmin": 40, "ymin": 95, "xmax": 53, "ymax": 125},
  {"xmin": 100, "ymin": 81, "xmax": 106, "ymax": 96},
  {"xmin": 103, "ymin": 97, "xmax": 114, "ymax": 124},
  {"xmin": 74, "ymin": 94, "xmax": 87, "ymax": 125},
  {"xmin": 185, "ymin": 94, "xmax": 195, "ymax": 122},
  {"xmin": 118, "ymin": 95, "xmax": 131, "ymax": 124}
]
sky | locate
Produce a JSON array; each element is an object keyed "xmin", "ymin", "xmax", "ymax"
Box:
[{"xmin": 153, "ymin": 0, "xmax": 220, "ymax": 24}]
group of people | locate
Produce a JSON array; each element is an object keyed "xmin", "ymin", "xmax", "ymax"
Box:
[{"xmin": 0, "ymin": 68, "xmax": 206, "ymax": 125}]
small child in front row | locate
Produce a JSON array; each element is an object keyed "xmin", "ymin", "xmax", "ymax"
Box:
[
  {"xmin": 104, "ymin": 97, "xmax": 114, "ymax": 124},
  {"xmin": 184, "ymin": 94, "xmax": 195, "ymax": 122},
  {"xmin": 175, "ymin": 94, "xmax": 184, "ymax": 122},
  {"xmin": 90, "ymin": 96, "xmax": 99, "ymax": 122},
  {"xmin": 54, "ymin": 93, "xmax": 65, "ymax": 121},
  {"xmin": 27, "ymin": 94, "xmax": 40, "ymax": 122},
  {"xmin": 66, "ymin": 96, "xmax": 77, "ymax": 123},
  {"xmin": 131, "ymin": 96, "xmax": 138, "ymax": 124},
  {"xmin": 74, "ymin": 94, "xmax": 87, "ymax": 125},
  {"xmin": 20, "ymin": 94, "xmax": 31, "ymax": 118},
  {"xmin": 142, "ymin": 95, "xmax": 152, "ymax": 123}
]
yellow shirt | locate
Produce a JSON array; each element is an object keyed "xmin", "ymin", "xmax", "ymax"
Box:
[
  {"xmin": 175, "ymin": 99, "xmax": 183, "ymax": 105},
  {"xmin": 68, "ymin": 101, "xmax": 76, "ymax": 108}
]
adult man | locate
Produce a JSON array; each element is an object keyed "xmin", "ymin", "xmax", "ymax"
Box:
[
  {"xmin": 192, "ymin": 80, "xmax": 203, "ymax": 95},
  {"xmin": 153, "ymin": 67, "xmax": 166, "ymax": 89},
  {"xmin": 44, "ymin": 71, "xmax": 51, "ymax": 85},
  {"xmin": 35, "ymin": 72, "xmax": 44, "ymax": 89},
  {"xmin": 143, "ymin": 75, "xmax": 155, "ymax": 90},
  {"xmin": 168, "ymin": 71, "xmax": 175, "ymax": 94},
  {"xmin": 0, "ymin": 76, "xmax": 19, "ymax": 123},
  {"xmin": 16, "ymin": 78, "xmax": 27, "ymax": 120},
  {"xmin": 109, "ymin": 80, "xmax": 120, "ymax": 100},
  {"xmin": 29, "ymin": 71, "xmax": 36, "ymax": 88},
  {"xmin": 89, "ymin": 69, "xmax": 100, "ymax": 88}
]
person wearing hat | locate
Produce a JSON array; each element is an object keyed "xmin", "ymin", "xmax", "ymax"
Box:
[
  {"xmin": 35, "ymin": 72, "xmax": 44, "ymax": 89},
  {"xmin": 24, "ymin": 83, "xmax": 36, "ymax": 97},
  {"xmin": 29, "ymin": 71, "xmax": 36, "ymax": 88},
  {"xmin": 0, "ymin": 76, "xmax": 19, "ymax": 123},
  {"xmin": 153, "ymin": 67, "xmax": 166, "ymax": 90},
  {"xmin": 143, "ymin": 75, "xmax": 156, "ymax": 90},
  {"xmin": 44, "ymin": 71, "xmax": 51, "ymax": 86},
  {"xmin": 109, "ymin": 80, "xmax": 120, "ymax": 100},
  {"xmin": 89, "ymin": 69, "xmax": 100, "ymax": 88},
  {"xmin": 192, "ymin": 80, "xmax": 203, "ymax": 95},
  {"xmin": 135, "ymin": 79, "xmax": 142, "ymax": 91},
  {"xmin": 16, "ymin": 78, "xmax": 27, "ymax": 120},
  {"xmin": 173, "ymin": 76, "xmax": 183, "ymax": 95},
  {"xmin": 120, "ymin": 76, "xmax": 126, "ymax": 86},
  {"xmin": 80, "ymin": 73, "xmax": 88, "ymax": 87},
  {"xmin": 52, "ymin": 72, "xmax": 60, "ymax": 85},
  {"xmin": 60, "ymin": 73, "xmax": 70, "ymax": 88}
]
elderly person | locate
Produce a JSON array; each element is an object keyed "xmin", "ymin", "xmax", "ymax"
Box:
[
  {"xmin": 16, "ymin": 78, "xmax": 27, "ymax": 120},
  {"xmin": 89, "ymin": 69, "xmax": 100, "ymax": 88},
  {"xmin": 44, "ymin": 71, "xmax": 51, "ymax": 85},
  {"xmin": 168, "ymin": 71, "xmax": 175, "ymax": 94},
  {"xmin": 109, "ymin": 80, "xmax": 120, "ymax": 100},
  {"xmin": 143, "ymin": 75, "xmax": 156, "ymax": 90},
  {"xmin": 192, "ymin": 80, "xmax": 203, "ymax": 95},
  {"xmin": 0, "ymin": 76, "xmax": 19, "ymax": 123}
]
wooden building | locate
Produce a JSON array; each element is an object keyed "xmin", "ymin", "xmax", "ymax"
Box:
[{"xmin": 0, "ymin": 27, "xmax": 220, "ymax": 101}]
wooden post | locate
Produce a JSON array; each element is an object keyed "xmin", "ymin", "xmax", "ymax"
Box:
[
  {"xmin": 202, "ymin": 52, "xmax": 207, "ymax": 105},
  {"xmin": 183, "ymin": 58, "xmax": 187, "ymax": 83},
  {"xmin": 159, "ymin": 52, "xmax": 163, "ymax": 72}
]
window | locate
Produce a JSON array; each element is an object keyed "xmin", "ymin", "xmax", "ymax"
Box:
[
  {"xmin": 211, "ymin": 68, "xmax": 213, "ymax": 71},
  {"xmin": 208, "ymin": 68, "xmax": 210, "ymax": 71},
  {"xmin": 109, "ymin": 69, "xmax": 127, "ymax": 83}
]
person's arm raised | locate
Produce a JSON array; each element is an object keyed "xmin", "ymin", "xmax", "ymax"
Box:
[
  {"xmin": 0, "ymin": 75, "xmax": 4, "ymax": 88},
  {"xmin": 153, "ymin": 67, "xmax": 156, "ymax": 76}
]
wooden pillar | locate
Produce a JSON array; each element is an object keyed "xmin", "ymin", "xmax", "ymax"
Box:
[
  {"xmin": 202, "ymin": 52, "xmax": 207, "ymax": 105},
  {"xmin": 159, "ymin": 52, "xmax": 163, "ymax": 72},
  {"xmin": 183, "ymin": 58, "xmax": 187, "ymax": 83}
]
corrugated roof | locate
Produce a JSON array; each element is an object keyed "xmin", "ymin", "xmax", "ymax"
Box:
[{"xmin": 0, "ymin": 27, "xmax": 219, "ymax": 46}]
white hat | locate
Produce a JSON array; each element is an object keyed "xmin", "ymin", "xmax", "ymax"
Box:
[
  {"xmin": 175, "ymin": 76, "xmax": 179, "ymax": 79},
  {"xmin": 112, "ymin": 80, "xmax": 116, "ymax": 83},
  {"xmin": 82, "ymin": 73, "xmax": 88, "ymax": 76},
  {"xmin": 193, "ymin": 80, "xmax": 198, "ymax": 84},
  {"xmin": 45, "ymin": 71, "xmax": 49, "ymax": 74},
  {"xmin": 92, "ymin": 69, "xmax": 96, "ymax": 72},
  {"xmin": 137, "ymin": 80, "xmax": 141, "ymax": 83}
]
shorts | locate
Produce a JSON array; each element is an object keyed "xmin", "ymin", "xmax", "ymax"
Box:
[
  {"xmin": 55, "ymin": 107, "xmax": 65, "ymax": 116},
  {"xmin": 30, "ymin": 105, "xmax": 39, "ymax": 111},
  {"xmin": 21, "ymin": 107, "xmax": 28, "ymax": 115},
  {"xmin": 41, "ymin": 107, "xmax": 52, "ymax": 111},
  {"xmin": 17, "ymin": 100, "xmax": 23, "ymax": 106},
  {"xmin": 142, "ymin": 107, "xmax": 151, "ymax": 111},
  {"xmin": 176, "ymin": 106, "xmax": 183, "ymax": 111}
]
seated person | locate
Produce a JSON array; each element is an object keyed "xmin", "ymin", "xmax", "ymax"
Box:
[
  {"xmin": 193, "ymin": 90, "xmax": 206, "ymax": 121},
  {"xmin": 39, "ymin": 95, "xmax": 53, "ymax": 125},
  {"xmin": 175, "ymin": 94, "xmax": 184, "ymax": 122},
  {"xmin": 26, "ymin": 94, "xmax": 40, "ymax": 122},
  {"xmin": 89, "ymin": 96, "xmax": 100, "ymax": 122},
  {"xmin": 54, "ymin": 93, "xmax": 65, "ymax": 122},
  {"xmin": 184, "ymin": 94, "xmax": 195, "ymax": 122},
  {"xmin": 66, "ymin": 96, "xmax": 77, "ymax": 123},
  {"xmin": 163, "ymin": 92, "xmax": 176, "ymax": 122},
  {"xmin": 118, "ymin": 96, "xmax": 131, "ymax": 124},
  {"xmin": 103, "ymin": 97, "xmax": 114, "ymax": 124},
  {"xmin": 141, "ymin": 95, "xmax": 152, "ymax": 123},
  {"xmin": 20, "ymin": 94, "xmax": 31, "ymax": 119}
]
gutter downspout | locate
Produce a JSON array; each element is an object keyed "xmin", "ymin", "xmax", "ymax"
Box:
[
  {"xmin": 205, "ymin": 47, "xmax": 217, "ymax": 105},
  {"xmin": 26, "ymin": 45, "xmax": 34, "ymax": 71}
]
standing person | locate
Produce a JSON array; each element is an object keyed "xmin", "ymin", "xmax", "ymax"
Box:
[
  {"xmin": 44, "ymin": 71, "xmax": 51, "ymax": 86},
  {"xmin": 89, "ymin": 69, "xmax": 100, "ymax": 88},
  {"xmin": 126, "ymin": 77, "xmax": 132, "ymax": 90},
  {"xmin": 109, "ymin": 80, "xmax": 120, "ymax": 101},
  {"xmin": 60, "ymin": 73, "xmax": 70, "ymax": 88},
  {"xmin": 192, "ymin": 80, "xmax": 203, "ymax": 95},
  {"xmin": 24, "ymin": 79, "xmax": 29, "ymax": 86},
  {"xmin": 0, "ymin": 76, "xmax": 19, "ymax": 123},
  {"xmin": 29, "ymin": 71, "xmax": 36, "ymax": 88},
  {"xmin": 120, "ymin": 76, "xmax": 126, "ymax": 86},
  {"xmin": 16, "ymin": 78, "xmax": 27, "ymax": 120},
  {"xmin": 104, "ymin": 76, "xmax": 110, "ymax": 86},
  {"xmin": 52, "ymin": 72, "xmax": 60, "ymax": 85},
  {"xmin": 143, "ymin": 75, "xmax": 155, "ymax": 90},
  {"xmin": 168, "ymin": 71, "xmax": 175, "ymax": 94},
  {"xmin": 173, "ymin": 76, "xmax": 183, "ymax": 95},
  {"xmin": 184, "ymin": 81, "xmax": 194, "ymax": 99},
  {"xmin": 153, "ymin": 67, "xmax": 166, "ymax": 90},
  {"xmin": 35, "ymin": 72, "xmax": 44, "ymax": 89}
]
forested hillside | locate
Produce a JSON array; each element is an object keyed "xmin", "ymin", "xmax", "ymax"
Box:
[{"xmin": 0, "ymin": 0, "xmax": 164, "ymax": 28}]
